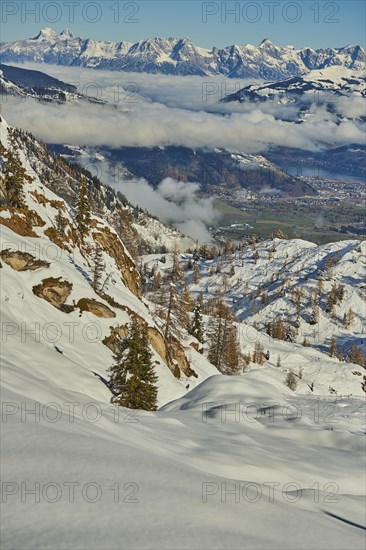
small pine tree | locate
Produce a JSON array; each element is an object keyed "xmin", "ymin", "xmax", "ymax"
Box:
[
  {"xmin": 92, "ymin": 243, "xmax": 105, "ymax": 291},
  {"xmin": 344, "ymin": 308, "xmax": 355, "ymax": 329},
  {"xmin": 75, "ymin": 178, "xmax": 91, "ymax": 238},
  {"xmin": 252, "ymin": 340, "xmax": 265, "ymax": 365},
  {"xmin": 329, "ymin": 337, "xmax": 337, "ymax": 357},
  {"xmin": 309, "ymin": 298, "xmax": 319, "ymax": 326},
  {"xmin": 188, "ymin": 302, "xmax": 204, "ymax": 344},
  {"xmin": 55, "ymin": 210, "xmax": 68, "ymax": 235},
  {"xmin": 109, "ymin": 319, "xmax": 158, "ymax": 410},
  {"xmin": 207, "ymin": 299, "xmax": 241, "ymax": 375},
  {"xmin": 286, "ymin": 369, "xmax": 298, "ymax": 391},
  {"xmin": 192, "ymin": 262, "xmax": 201, "ymax": 284},
  {"xmin": 348, "ymin": 343, "xmax": 366, "ymax": 367}
]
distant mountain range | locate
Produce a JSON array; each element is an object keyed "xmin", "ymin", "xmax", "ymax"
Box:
[{"xmin": 1, "ymin": 28, "xmax": 365, "ymax": 79}]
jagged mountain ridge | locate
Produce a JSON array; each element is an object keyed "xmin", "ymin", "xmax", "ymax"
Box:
[{"xmin": 1, "ymin": 28, "xmax": 365, "ymax": 79}]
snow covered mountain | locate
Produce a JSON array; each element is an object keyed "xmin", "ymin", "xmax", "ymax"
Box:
[
  {"xmin": 222, "ymin": 66, "xmax": 366, "ymax": 105},
  {"xmin": 143, "ymin": 238, "xmax": 366, "ymax": 397},
  {"xmin": 1, "ymin": 29, "xmax": 365, "ymax": 78},
  {"xmin": 1, "ymin": 115, "xmax": 365, "ymax": 549},
  {"xmin": 0, "ymin": 63, "xmax": 103, "ymax": 103},
  {"xmin": 0, "ymin": 116, "xmax": 214, "ymax": 408}
]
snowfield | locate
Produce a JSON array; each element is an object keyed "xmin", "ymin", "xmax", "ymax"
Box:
[{"xmin": 1, "ymin": 373, "xmax": 365, "ymax": 549}]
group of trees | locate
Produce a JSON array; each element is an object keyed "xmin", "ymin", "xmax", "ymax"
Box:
[
  {"xmin": 0, "ymin": 136, "xmax": 29, "ymax": 208},
  {"xmin": 207, "ymin": 298, "xmax": 241, "ymax": 375}
]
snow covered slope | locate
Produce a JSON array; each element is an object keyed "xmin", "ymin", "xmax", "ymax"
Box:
[
  {"xmin": 1, "ymin": 28, "xmax": 365, "ymax": 78},
  {"xmin": 0, "ymin": 63, "xmax": 103, "ymax": 103},
  {"xmin": 0, "ymin": 116, "xmax": 216, "ymax": 408},
  {"xmin": 223, "ymin": 66, "xmax": 366, "ymax": 102},
  {"xmin": 222, "ymin": 66, "xmax": 366, "ymax": 122},
  {"xmin": 1, "ymin": 116, "xmax": 365, "ymax": 548},
  {"xmin": 1, "ymin": 368, "xmax": 365, "ymax": 549},
  {"xmin": 143, "ymin": 238, "xmax": 366, "ymax": 397}
]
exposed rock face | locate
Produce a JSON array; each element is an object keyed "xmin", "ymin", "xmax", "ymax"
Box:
[
  {"xmin": 93, "ymin": 227, "xmax": 141, "ymax": 299},
  {"xmin": 76, "ymin": 298, "xmax": 116, "ymax": 318},
  {"xmin": 0, "ymin": 249, "xmax": 50, "ymax": 271},
  {"xmin": 190, "ymin": 341, "xmax": 204, "ymax": 354},
  {"xmin": 272, "ymin": 229, "xmax": 289, "ymax": 240},
  {"xmin": 102, "ymin": 321, "xmax": 196, "ymax": 379},
  {"xmin": 0, "ymin": 207, "xmax": 45, "ymax": 237},
  {"xmin": 32, "ymin": 277, "xmax": 73, "ymax": 310}
]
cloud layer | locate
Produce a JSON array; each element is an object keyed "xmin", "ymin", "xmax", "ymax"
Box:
[
  {"xmin": 3, "ymin": 63, "xmax": 365, "ymax": 154},
  {"xmin": 115, "ymin": 177, "xmax": 219, "ymax": 242}
]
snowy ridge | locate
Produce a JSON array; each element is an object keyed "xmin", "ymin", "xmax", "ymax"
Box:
[
  {"xmin": 1, "ymin": 28, "xmax": 365, "ymax": 78},
  {"xmin": 223, "ymin": 66, "xmax": 366, "ymax": 109},
  {"xmin": 0, "ymin": 63, "xmax": 104, "ymax": 104}
]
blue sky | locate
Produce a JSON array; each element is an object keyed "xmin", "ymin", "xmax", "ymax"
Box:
[{"xmin": 1, "ymin": 1, "xmax": 365, "ymax": 49}]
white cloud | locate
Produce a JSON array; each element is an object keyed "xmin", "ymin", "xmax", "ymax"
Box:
[
  {"xmin": 3, "ymin": 63, "xmax": 365, "ymax": 154},
  {"xmin": 113, "ymin": 177, "xmax": 220, "ymax": 242}
]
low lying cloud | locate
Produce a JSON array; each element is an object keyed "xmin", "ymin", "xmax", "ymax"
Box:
[
  {"xmin": 114, "ymin": 177, "xmax": 220, "ymax": 242},
  {"xmin": 4, "ymin": 94, "xmax": 365, "ymax": 154},
  {"xmin": 2, "ymin": 63, "xmax": 364, "ymax": 240},
  {"xmin": 2, "ymin": 63, "xmax": 365, "ymax": 154}
]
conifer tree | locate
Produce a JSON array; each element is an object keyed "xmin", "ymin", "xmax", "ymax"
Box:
[
  {"xmin": 207, "ymin": 299, "xmax": 241, "ymax": 375},
  {"xmin": 286, "ymin": 369, "xmax": 298, "ymax": 391},
  {"xmin": 109, "ymin": 319, "xmax": 158, "ymax": 410},
  {"xmin": 188, "ymin": 302, "xmax": 204, "ymax": 343},
  {"xmin": 329, "ymin": 337, "xmax": 337, "ymax": 357},
  {"xmin": 192, "ymin": 262, "xmax": 201, "ymax": 284},
  {"xmin": 158, "ymin": 249, "xmax": 188, "ymax": 340},
  {"xmin": 55, "ymin": 210, "xmax": 68, "ymax": 236},
  {"xmin": 252, "ymin": 340, "xmax": 265, "ymax": 365},
  {"xmin": 75, "ymin": 178, "xmax": 91, "ymax": 238},
  {"xmin": 92, "ymin": 243, "xmax": 105, "ymax": 291}
]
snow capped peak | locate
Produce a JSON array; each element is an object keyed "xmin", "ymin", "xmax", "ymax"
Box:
[
  {"xmin": 2, "ymin": 29, "xmax": 365, "ymax": 78},
  {"xmin": 59, "ymin": 28, "xmax": 74, "ymax": 39},
  {"xmin": 34, "ymin": 27, "xmax": 58, "ymax": 41},
  {"xmin": 259, "ymin": 37, "xmax": 273, "ymax": 47}
]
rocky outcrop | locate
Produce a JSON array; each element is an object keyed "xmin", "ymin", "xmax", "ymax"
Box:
[
  {"xmin": 0, "ymin": 207, "xmax": 45, "ymax": 237},
  {"xmin": 0, "ymin": 249, "xmax": 49, "ymax": 271},
  {"xmin": 93, "ymin": 226, "xmax": 141, "ymax": 299},
  {"xmin": 272, "ymin": 229, "xmax": 289, "ymax": 240},
  {"xmin": 76, "ymin": 298, "xmax": 116, "ymax": 318},
  {"xmin": 103, "ymin": 321, "xmax": 196, "ymax": 380},
  {"xmin": 32, "ymin": 277, "xmax": 73, "ymax": 311}
]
